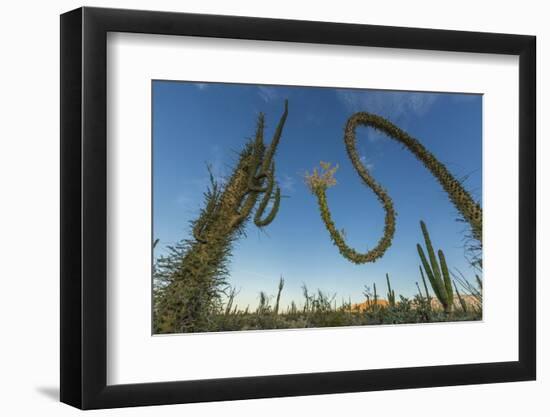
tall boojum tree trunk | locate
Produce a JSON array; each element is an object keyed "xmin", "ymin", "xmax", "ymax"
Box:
[{"xmin": 154, "ymin": 101, "xmax": 289, "ymax": 333}]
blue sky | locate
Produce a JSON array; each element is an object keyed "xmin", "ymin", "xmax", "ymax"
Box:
[{"xmin": 153, "ymin": 81, "xmax": 482, "ymax": 310}]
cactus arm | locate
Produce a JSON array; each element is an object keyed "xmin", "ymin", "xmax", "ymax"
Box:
[
  {"xmin": 233, "ymin": 163, "xmax": 274, "ymax": 225},
  {"xmin": 249, "ymin": 161, "xmax": 275, "ymax": 193},
  {"xmin": 274, "ymin": 276, "xmax": 284, "ymax": 315},
  {"xmin": 253, "ymin": 161, "xmax": 280, "ymax": 226},
  {"xmin": 420, "ymin": 221, "xmax": 443, "ymax": 286},
  {"xmin": 246, "ymin": 147, "xmax": 264, "ymax": 191},
  {"xmin": 417, "ymin": 245, "xmax": 448, "ymax": 310},
  {"xmin": 244, "ymin": 115, "xmax": 267, "ymax": 192},
  {"xmin": 248, "ymin": 181, "xmax": 269, "ymax": 193},
  {"xmin": 254, "ymin": 185, "xmax": 281, "ymax": 227},
  {"xmin": 417, "ymin": 246, "xmax": 434, "ymax": 291},
  {"xmin": 417, "ymin": 221, "xmax": 454, "ymax": 313},
  {"xmin": 438, "ymin": 249, "xmax": 454, "ymax": 305},
  {"xmin": 255, "ymin": 113, "xmax": 265, "ymax": 146},
  {"xmin": 242, "ymin": 101, "xmax": 288, "ymax": 224},
  {"xmin": 247, "ymin": 152, "xmax": 268, "ymax": 193},
  {"xmin": 420, "ymin": 265, "xmax": 431, "ymax": 301},
  {"xmin": 229, "ymin": 190, "xmax": 256, "ymax": 229},
  {"xmin": 261, "ymin": 100, "xmax": 288, "ymax": 174},
  {"xmin": 386, "ymin": 273, "xmax": 396, "ymax": 306},
  {"xmin": 417, "ymin": 245, "xmax": 446, "ymax": 306},
  {"xmin": 243, "ymin": 114, "xmax": 285, "ymax": 219}
]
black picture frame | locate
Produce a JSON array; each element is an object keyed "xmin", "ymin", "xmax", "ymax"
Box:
[{"xmin": 60, "ymin": 6, "xmax": 536, "ymax": 410}]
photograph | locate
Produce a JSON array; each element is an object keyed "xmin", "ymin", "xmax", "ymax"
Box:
[
  {"xmin": 51, "ymin": 3, "xmax": 538, "ymax": 412},
  {"xmin": 152, "ymin": 81, "xmax": 483, "ymax": 334}
]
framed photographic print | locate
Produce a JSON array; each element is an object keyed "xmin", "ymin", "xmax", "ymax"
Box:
[{"xmin": 60, "ymin": 6, "xmax": 536, "ymax": 409}]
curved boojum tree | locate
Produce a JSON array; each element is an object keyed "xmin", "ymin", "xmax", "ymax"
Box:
[{"xmin": 306, "ymin": 111, "xmax": 483, "ymax": 264}]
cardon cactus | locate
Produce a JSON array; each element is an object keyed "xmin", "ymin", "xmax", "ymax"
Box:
[
  {"xmin": 417, "ymin": 220, "xmax": 454, "ymax": 313},
  {"xmin": 154, "ymin": 101, "xmax": 289, "ymax": 333},
  {"xmin": 306, "ymin": 111, "xmax": 482, "ymax": 265},
  {"xmin": 419, "ymin": 265, "xmax": 432, "ymax": 307},
  {"xmin": 273, "ymin": 276, "xmax": 285, "ymax": 315},
  {"xmin": 386, "ymin": 273, "xmax": 396, "ymax": 307}
]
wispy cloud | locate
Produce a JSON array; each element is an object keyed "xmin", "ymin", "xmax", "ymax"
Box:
[
  {"xmin": 279, "ymin": 173, "xmax": 296, "ymax": 193},
  {"xmin": 336, "ymin": 89, "xmax": 439, "ymax": 122},
  {"xmin": 195, "ymin": 82, "xmax": 209, "ymax": 90},
  {"xmin": 257, "ymin": 86, "xmax": 279, "ymax": 103},
  {"xmin": 208, "ymin": 144, "xmax": 226, "ymax": 184},
  {"xmin": 176, "ymin": 194, "xmax": 192, "ymax": 207},
  {"xmin": 359, "ymin": 155, "xmax": 375, "ymax": 171},
  {"xmin": 365, "ymin": 129, "xmax": 386, "ymax": 143},
  {"xmin": 305, "ymin": 110, "xmax": 322, "ymax": 126},
  {"xmin": 179, "ymin": 145, "xmax": 227, "ymax": 199}
]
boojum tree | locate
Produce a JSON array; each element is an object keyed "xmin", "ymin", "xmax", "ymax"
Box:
[
  {"xmin": 154, "ymin": 100, "xmax": 289, "ymax": 333},
  {"xmin": 306, "ymin": 111, "xmax": 483, "ymax": 264}
]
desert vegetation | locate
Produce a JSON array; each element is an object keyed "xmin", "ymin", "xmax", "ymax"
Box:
[
  {"xmin": 155, "ymin": 218, "xmax": 482, "ymax": 333},
  {"xmin": 153, "ymin": 101, "xmax": 482, "ymax": 334}
]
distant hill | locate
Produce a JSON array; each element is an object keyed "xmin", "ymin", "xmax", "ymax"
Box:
[{"xmin": 351, "ymin": 299, "xmax": 389, "ymax": 312}]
